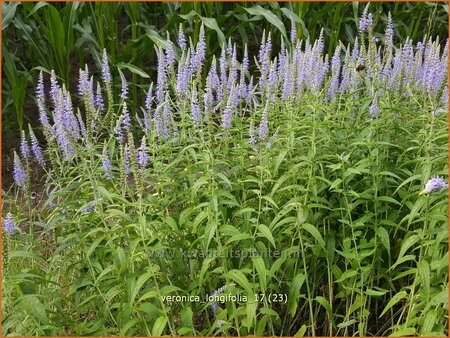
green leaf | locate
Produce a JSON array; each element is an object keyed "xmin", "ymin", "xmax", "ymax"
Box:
[
  {"xmin": 227, "ymin": 269, "xmax": 253, "ymax": 296},
  {"xmin": 27, "ymin": 1, "xmax": 48, "ymax": 18},
  {"xmin": 204, "ymin": 220, "xmax": 217, "ymax": 251},
  {"xmin": 85, "ymin": 235, "xmax": 106, "ymax": 258},
  {"xmin": 252, "ymin": 256, "xmax": 267, "ymax": 290},
  {"xmin": 389, "ymin": 327, "xmax": 416, "ymax": 337},
  {"xmin": 378, "ymin": 196, "xmax": 401, "ymax": 206},
  {"xmin": 365, "ymin": 288, "xmax": 389, "ymax": 296},
  {"xmin": 315, "ymin": 296, "xmax": 335, "ymax": 327},
  {"xmin": 46, "ymin": 5, "xmax": 65, "ymax": 66},
  {"xmin": 26, "ymin": 296, "xmax": 49, "ymax": 324},
  {"xmin": 302, "ymin": 223, "xmax": 326, "ymax": 250},
  {"xmin": 105, "ymin": 208, "xmax": 134, "ymax": 223},
  {"xmin": 421, "ymin": 309, "xmax": 438, "ymax": 335},
  {"xmin": 2, "ymin": 2, "xmax": 19, "ymax": 30},
  {"xmin": 144, "ymin": 29, "xmax": 169, "ymax": 49},
  {"xmin": 97, "ymin": 186, "xmax": 114, "ymax": 203},
  {"xmin": 294, "ymin": 324, "xmax": 307, "ymax": 336},
  {"xmin": 9, "ymin": 251, "xmax": 44, "ymax": 261},
  {"xmin": 246, "ymin": 294, "xmax": 257, "ymax": 329},
  {"xmin": 180, "ymin": 306, "xmax": 194, "ymax": 329},
  {"xmin": 417, "ymin": 260, "xmax": 430, "ymax": 300},
  {"xmin": 129, "ymin": 270, "xmax": 154, "ymax": 306},
  {"xmin": 337, "ymin": 319, "xmax": 357, "ymax": 329},
  {"xmin": 226, "ymin": 233, "xmax": 252, "ymax": 245},
  {"xmin": 335, "ymin": 269, "xmax": 358, "ymax": 283},
  {"xmin": 273, "ymin": 149, "xmax": 288, "ymax": 175},
  {"xmin": 376, "ymin": 226, "xmax": 391, "ymax": 257},
  {"xmin": 243, "ymin": 5, "xmax": 287, "ymax": 39},
  {"xmin": 391, "ymin": 254, "xmax": 416, "ymax": 271},
  {"xmin": 259, "ymin": 307, "xmax": 280, "ymax": 318},
  {"xmin": 380, "ymin": 291, "xmax": 408, "ymax": 317},
  {"xmin": 257, "ymin": 224, "xmax": 276, "ymax": 248},
  {"xmin": 117, "ymin": 62, "xmax": 150, "ymax": 78},
  {"xmin": 152, "ymin": 316, "xmax": 167, "ymax": 336},
  {"xmin": 288, "ymin": 273, "xmax": 306, "ymax": 317},
  {"xmin": 329, "ymin": 178, "xmax": 342, "ymax": 191},
  {"xmin": 392, "ymin": 234, "xmax": 420, "ymax": 270}
]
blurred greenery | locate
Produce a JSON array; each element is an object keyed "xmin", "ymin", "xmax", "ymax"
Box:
[{"xmin": 2, "ymin": 1, "xmax": 448, "ymax": 132}]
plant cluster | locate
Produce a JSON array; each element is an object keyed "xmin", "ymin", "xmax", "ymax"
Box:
[
  {"xmin": 2, "ymin": 7, "xmax": 448, "ymax": 336},
  {"xmin": 2, "ymin": 1, "xmax": 448, "ymax": 131}
]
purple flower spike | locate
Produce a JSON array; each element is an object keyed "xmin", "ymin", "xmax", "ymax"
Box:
[
  {"xmin": 20, "ymin": 130, "xmax": 30, "ymax": 159},
  {"xmin": 197, "ymin": 24, "xmax": 206, "ymax": 60},
  {"xmin": 242, "ymin": 45, "xmax": 249, "ymax": 72},
  {"xmin": 101, "ymin": 49, "xmax": 112, "ymax": 83},
  {"xmin": 328, "ymin": 45, "xmax": 341, "ymax": 101},
  {"xmin": 49, "ymin": 70, "xmax": 60, "ymax": 106},
  {"xmin": 268, "ymin": 61, "xmax": 278, "ymax": 93},
  {"xmin": 421, "ymin": 176, "xmax": 448, "ymax": 194},
  {"xmin": 36, "ymin": 71, "xmax": 45, "ymax": 102},
  {"xmin": 156, "ymin": 48, "xmax": 167, "ymax": 102},
  {"xmin": 162, "ymin": 100, "xmax": 172, "ymax": 138},
  {"xmin": 281, "ymin": 62, "xmax": 294, "ymax": 99},
  {"xmin": 290, "ymin": 20, "xmax": 297, "ymax": 44},
  {"xmin": 13, "ymin": 151, "xmax": 27, "ymax": 189},
  {"xmin": 226, "ymin": 38, "xmax": 233, "ymax": 57},
  {"xmin": 145, "ymin": 83, "xmax": 154, "ymax": 112},
  {"xmin": 114, "ymin": 102, "xmax": 131, "ymax": 143},
  {"xmin": 153, "ymin": 107, "xmax": 164, "ymax": 138},
  {"xmin": 95, "ymin": 83, "xmax": 105, "ymax": 113},
  {"xmin": 278, "ymin": 41, "xmax": 286, "ymax": 78},
  {"xmin": 249, "ymin": 121, "xmax": 257, "ymax": 147},
  {"xmin": 207, "ymin": 57, "xmax": 220, "ymax": 90},
  {"xmin": 191, "ymin": 87, "xmax": 202, "ymax": 125},
  {"xmin": 77, "ymin": 112, "xmax": 87, "ymax": 140},
  {"xmin": 120, "ymin": 73, "xmax": 128, "ymax": 100},
  {"xmin": 359, "ymin": 5, "xmax": 373, "ymax": 32},
  {"xmin": 221, "ymin": 102, "xmax": 233, "ymax": 130},
  {"xmin": 178, "ymin": 24, "xmax": 187, "ymax": 50},
  {"xmin": 385, "ymin": 12, "xmax": 394, "ymax": 45},
  {"xmin": 176, "ymin": 53, "xmax": 191, "ymax": 98},
  {"xmin": 53, "ymin": 123, "xmax": 74, "ymax": 160},
  {"xmin": 258, "ymin": 103, "xmax": 269, "ymax": 140},
  {"xmin": 191, "ymin": 24, "xmax": 206, "ymax": 73},
  {"xmin": 137, "ymin": 136, "xmax": 148, "ymax": 169},
  {"xmin": 78, "ymin": 66, "xmax": 90, "ymax": 97},
  {"xmin": 369, "ymin": 96, "xmax": 379, "ymax": 118},
  {"xmin": 3, "ymin": 213, "xmax": 17, "ymax": 235},
  {"xmin": 218, "ymin": 49, "xmax": 228, "ymax": 100},
  {"xmin": 38, "ymin": 100, "xmax": 50, "ymax": 131},
  {"xmin": 165, "ymin": 33, "xmax": 176, "ymax": 67},
  {"xmin": 124, "ymin": 144, "xmax": 131, "ymax": 176},
  {"xmin": 258, "ymin": 31, "xmax": 267, "ymax": 65},
  {"xmin": 227, "ymin": 45, "xmax": 238, "ymax": 95},
  {"xmin": 102, "ymin": 146, "xmax": 113, "ymax": 178},
  {"xmin": 29, "ymin": 128, "xmax": 45, "ymax": 166}
]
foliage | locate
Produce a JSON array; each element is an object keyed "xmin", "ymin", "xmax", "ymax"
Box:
[{"xmin": 2, "ymin": 3, "xmax": 449, "ymax": 337}]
